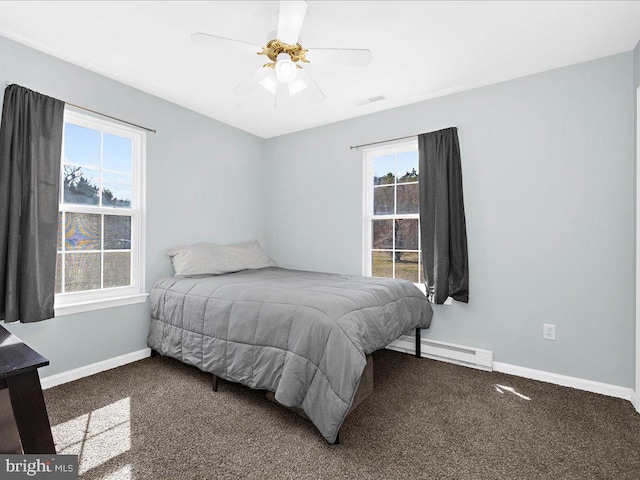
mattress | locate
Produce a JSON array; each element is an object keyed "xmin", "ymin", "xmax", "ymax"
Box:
[{"xmin": 148, "ymin": 267, "xmax": 432, "ymax": 443}]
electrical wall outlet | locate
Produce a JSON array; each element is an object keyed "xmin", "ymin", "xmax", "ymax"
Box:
[{"xmin": 543, "ymin": 324, "xmax": 556, "ymax": 341}]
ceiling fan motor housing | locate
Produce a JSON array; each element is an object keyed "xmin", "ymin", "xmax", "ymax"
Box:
[{"xmin": 259, "ymin": 39, "xmax": 309, "ymax": 64}]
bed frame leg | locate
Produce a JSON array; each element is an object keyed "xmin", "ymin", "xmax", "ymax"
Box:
[
  {"xmin": 150, "ymin": 349, "xmax": 159, "ymax": 357},
  {"xmin": 212, "ymin": 374, "xmax": 219, "ymax": 392},
  {"xmin": 334, "ymin": 432, "xmax": 340, "ymax": 445},
  {"xmin": 415, "ymin": 328, "xmax": 421, "ymax": 358}
]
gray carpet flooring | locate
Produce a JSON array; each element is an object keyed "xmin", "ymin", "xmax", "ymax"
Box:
[{"xmin": 44, "ymin": 350, "xmax": 640, "ymax": 480}]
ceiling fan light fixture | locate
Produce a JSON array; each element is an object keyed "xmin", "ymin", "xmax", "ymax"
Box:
[{"xmin": 276, "ymin": 52, "xmax": 297, "ymax": 83}]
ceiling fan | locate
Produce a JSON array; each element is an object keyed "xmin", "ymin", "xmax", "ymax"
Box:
[{"xmin": 191, "ymin": 1, "xmax": 373, "ymax": 104}]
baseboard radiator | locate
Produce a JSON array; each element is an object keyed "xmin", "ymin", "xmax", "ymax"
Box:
[{"xmin": 387, "ymin": 335, "xmax": 494, "ymax": 371}]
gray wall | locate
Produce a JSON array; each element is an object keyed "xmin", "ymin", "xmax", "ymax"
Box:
[
  {"xmin": 0, "ymin": 35, "xmax": 267, "ymax": 377},
  {"xmin": 265, "ymin": 52, "xmax": 636, "ymax": 388}
]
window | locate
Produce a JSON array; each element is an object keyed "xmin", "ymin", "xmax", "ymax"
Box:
[
  {"xmin": 55, "ymin": 110, "xmax": 146, "ymax": 315},
  {"xmin": 363, "ymin": 140, "xmax": 422, "ymax": 285}
]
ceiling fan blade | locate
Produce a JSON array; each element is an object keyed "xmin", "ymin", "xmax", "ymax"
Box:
[
  {"xmin": 296, "ymin": 68, "xmax": 325, "ymax": 103},
  {"xmin": 287, "ymin": 77, "xmax": 308, "ymax": 97},
  {"xmin": 275, "ymin": 79, "xmax": 288, "ymax": 107},
  {"xmin": 191, "ymin": 32, "xmax": 261, "ymax": 54},
  {"xmin": 277, "ymin": 1, "xmax": 308, "ymax": 45},
  {"xmin": 232, "ymin": 67, "xmax": 272, "ymax": 96},
  {"xmin": 305, "ymin": 48, "xmax": 373, "ymax": 66}
]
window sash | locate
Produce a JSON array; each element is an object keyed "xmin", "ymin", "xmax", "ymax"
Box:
[
  {"xmin": 61, "ymin": 110, "xmax": 142, "ymax": 210},
  {"xmin": 57, "ymin": 209, "xmax": 139, "ymax": 295}
]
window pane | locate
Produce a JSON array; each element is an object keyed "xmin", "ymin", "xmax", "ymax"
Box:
[
  {"xmin": 103, "ymin": 133, "xmax": 132, "ymax": 173},
  {"xmin": 104, "ymin": 215, "xmax": 132, "ymax": 250},
  {"xmin": 102, "ymin": 172, "xmax": 132, "ymax": 208},
  {"xmin": 373, "ymin": 186, "xmax": 394, "ymax": 215},
  {"xmin": 395, "ymin": 219, "xmax": 418, "ymax": 250},
  {"xmin": 397, "ymin": 183, "xmax": 419, "ymax": 214},
  {"xmin": 394, "ymin": 251, "xmax": 419, "ymax": 283},
  {"xmin": 373, "ymin": 154, "xmax": 395, "ymax": 185},
  {"xmin": 372, "ymin": 251, "xmax": 393, "ymax": 278},
  {"xmin": 372, "ymin": 219, "xmax": 393, "ymax": 249},
  {"xmin": 65, "ymin": 213, "xmax": 101, "ymax": 250},
  {"xmin": 64, "ymin": 123, "xmax": 100, "ymax": 169},
  {"xmin": 397, "ymin": 151, "xmax": 419, "ymax": 183},
  {"xmin": 55, "ymin": 254, "xmax": 62, "ymax": 294},
  {"xmin": 63, "ymin": 165, "xmax": 100, "ymax": 205},
  {"xmin": 104, "ymin": 252, "xmax": 131, "ymax": 288},
  {"xmin": 65, "ymin": 252, "xmax": 101, "ymax": 292}
]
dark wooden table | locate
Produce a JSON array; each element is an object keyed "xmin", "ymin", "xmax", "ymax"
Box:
[{"xmin": 0, "ymin": 325, "xmax": 56, "ymax": 453}]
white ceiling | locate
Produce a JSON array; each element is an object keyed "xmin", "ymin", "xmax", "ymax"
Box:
[{"xmin": 0, "ymin": 1, "xmax": 639, "ymax": 138}]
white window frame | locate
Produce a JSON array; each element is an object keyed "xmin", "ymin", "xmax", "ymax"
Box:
[
  {"xmin": 362, "ymin": 139, "xmax": 425, "ymax": 292},
  {"xmin": 55, "ymin": 109, "xmax": 147, "ymax": 316}
]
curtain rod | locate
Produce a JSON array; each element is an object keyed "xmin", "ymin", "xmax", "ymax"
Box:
[
  {"xmin": 349, "ymin": 127, "xmax": 459, "ymax": 150},
  {"xmin": 4, "ymin": 82, "xmax": 157, "ymax": 134},
  {"xmin": 350, "ymin": 134, "xmax": 417, "ymax": 150}
]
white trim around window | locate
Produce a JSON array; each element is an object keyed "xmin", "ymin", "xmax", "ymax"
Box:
[{"xmin": 54, "ymin": 109, "xmax": 147, "ymax": 316}]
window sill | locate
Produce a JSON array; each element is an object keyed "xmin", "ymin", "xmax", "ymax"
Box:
[{"xmin": 55, "ymin": 293, "xmax": 149, "ymax": 317}]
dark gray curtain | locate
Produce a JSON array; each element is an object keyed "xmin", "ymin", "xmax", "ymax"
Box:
[
  {"xmin": 419, "ymin": 127, "xmax": 469, "ymax": 304},
  {"xmin": 0, "ymin": 85, "xmax": 65, "ymax": 323}
]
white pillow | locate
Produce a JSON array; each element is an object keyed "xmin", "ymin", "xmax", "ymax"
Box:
[{"xmin": 168, "ymin": 240, "xmax": 275, "ymax": 277}]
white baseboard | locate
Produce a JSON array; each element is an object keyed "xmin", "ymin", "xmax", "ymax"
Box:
[
  {"xmin": 387, "ymin": 337, "xmax": 634, "ymax": 403},
  {"xmin": 38, "ymin": 346, "xmax": 638, "ymax": 410},
  {"xmin": 493, "ymin": 361, "xmax": 635, "ymax": 402},
  {"xmin": 40, "ymin": 348, "xmax": 151, "ymax": 390}
]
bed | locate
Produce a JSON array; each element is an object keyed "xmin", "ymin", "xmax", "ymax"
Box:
[{"xmin": 148, "ymin": 267, "xmax": 433, "ymax": 444}]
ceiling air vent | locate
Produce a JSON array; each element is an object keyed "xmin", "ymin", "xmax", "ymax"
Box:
[{"xmin": 355, "ymin": 94, "xmax": 386, "ymax": 107}]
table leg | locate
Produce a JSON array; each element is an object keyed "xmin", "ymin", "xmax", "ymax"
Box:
[{"xmin": 6, "ymin": 370, "xmax": 56, "ymax": 454}]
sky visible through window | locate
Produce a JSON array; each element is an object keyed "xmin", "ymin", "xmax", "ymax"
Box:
[
  {"xmin": 373, "ymin": 150, "xmax": 418, "ymax": 183},
  {"xmin": 64, "ymin": 123, "xmax": 132, "ymax": 205}
]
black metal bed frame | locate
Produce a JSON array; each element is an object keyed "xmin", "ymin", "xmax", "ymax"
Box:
[{"xmin": 151, "ymin": 328, "xmax": 423, "ymax": 445}]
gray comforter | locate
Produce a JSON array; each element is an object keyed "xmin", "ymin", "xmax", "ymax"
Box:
[{"xmin": 148, "ymin": 267, "xmax": 433, "ymax": 443}]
